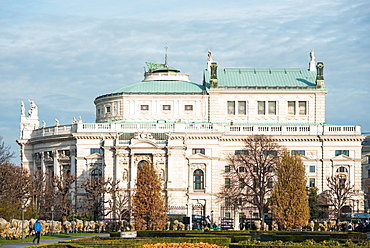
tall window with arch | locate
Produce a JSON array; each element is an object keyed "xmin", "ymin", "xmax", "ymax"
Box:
[
  {"xmin": 193, "ymin": 169, "xmax": 204, "ymax": 190},
  {"xmin": 138, "ymin": 160, "xmax": 149, "ymax": 168},
  {"xmin": 336, "ymin": 166, "xmax": 348, "ymax": 173}
]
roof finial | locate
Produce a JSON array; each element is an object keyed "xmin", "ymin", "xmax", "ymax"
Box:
[
  {"xmin": 164, "ymin": 45, "xmax": 168, "ymax": 67},
  {"xmin": 309, "ymin": 49, "xmax": 316, "ymax": 71}
]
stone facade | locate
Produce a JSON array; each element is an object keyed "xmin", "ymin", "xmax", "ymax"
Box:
[{"xmin": 17, "ymin": 51, "xmax": 365, "ymax": 227}]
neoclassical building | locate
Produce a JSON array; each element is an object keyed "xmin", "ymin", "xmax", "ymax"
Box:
[{"xmin": 17, "ymin": 50, "xmax": 365, "ymax": 227}]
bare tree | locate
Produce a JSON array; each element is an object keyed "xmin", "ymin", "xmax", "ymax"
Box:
[
  {"xmin": 54, "ymin": 172, "xmax": 77, "ymax": 222},
  {"xmin": 324, "ymin": 174, "xmax": 354, "ymax": 221},
  {"xmin": 0, "ymin": 136, "xmax": 14, "ymax": 164},
  {"xmin": 218, "ymin": 135, "xmax": 283, "ymax": 228},
  {"xmin": 106, "ymin": 179, "xmax": 131, "ymax": 226},
  {"xmin": 30, "ymin": 170, "xmax": 46, "ymax": 217},
  {"xmin": 80, "ymin": 176, "xmax": 109, "ymax": 221},
  {"xmin": 0, "ymin": 162, "xmax": 33, "ymax": 219}
]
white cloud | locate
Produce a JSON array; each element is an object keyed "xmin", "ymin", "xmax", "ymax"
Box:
[{"xmin": 0, "ymin": 0, "xmax": 369, "ymax": 164}]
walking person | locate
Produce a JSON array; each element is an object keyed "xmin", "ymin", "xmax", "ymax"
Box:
[{"xmin": 33, "ymin": 219, "xmax": 42, "ymax": 244}]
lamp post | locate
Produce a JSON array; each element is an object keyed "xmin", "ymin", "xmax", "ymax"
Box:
[
  {"xmin": 72, "ymin": 208, "xmax": 75, "ymax": 233},
  {"xmin": 21, "ymin": 202, "xmax": 25, "ymax": 240},
  {"xmin": 211, "ymin": 210, "xmax": 214, "ymax": 227},
  {"xmin": 51, "ymin": 206, "xmax": 54, "ymax": 235}
]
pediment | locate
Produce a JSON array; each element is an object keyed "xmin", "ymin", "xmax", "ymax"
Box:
[
  {"xmin": 85, "ymin": 153, "xmax": 103, "ymax": 159},
  {"xmin": 298, "ymin": 155, "xmax": 310, "ymax": 160},
  {"xmin": 331, "ymin": 154, "xmax": 352, "ymax": 161},
  {"xmin": 129, "ymin": 140, "xmax": 158, "ymax": 149},
  {"xmin": 187, "ymin": 153, "xmax": 211, "ymax": 160}
]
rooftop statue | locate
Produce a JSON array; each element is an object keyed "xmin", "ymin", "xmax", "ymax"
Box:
[{"xmin": 28, "ymin": 100, "xmax": 38, "ymax": 118}]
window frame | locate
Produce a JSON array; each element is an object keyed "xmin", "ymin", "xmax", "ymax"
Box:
[
  {"xmin": 193, "ymin": 169, "xmax": 205, "ymax": 190},
  {"xmin": 335, "ymin": 150, "xmax": 349, "ymax": 156},
  {"xmin": 291, "ymin": 150, "xmax": 305, "ymax": 156},
  {"xmin": 140, "ymin": 105, "xmax": 149, "ymax": 111},
  {"xmin": 309, "ymin": 178, "xmax": 315, "ymax": 187},
  {"xmin": 162, "ymin": 105, "xmax": 171, "ymax": 111},
  {"xmin": 184, "ymin": 105, "xmax": 193, "ymax": 111},
  {"xmin": 227, "ymin": 101, "xmax": 236, "ymax": 115},
  {"xmin": 192, "ymin": 148, "xmax": 205, "ymax": 155}
]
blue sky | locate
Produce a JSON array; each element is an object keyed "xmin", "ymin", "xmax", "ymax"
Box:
[{"xmin": 1, "ymin": 0, "xmax": 369, "ymax": 163}]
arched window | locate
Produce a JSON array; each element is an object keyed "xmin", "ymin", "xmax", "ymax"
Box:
[
  {"xmin": 91, "ymin": 168, "xmax": 102, "ymax": 179},
  {"xmin": 193, "ymin": 169, "xmax": 204, "ymax": 190},
  {"xmin": 138, "ymin": 160, "xmax": 149, "ymax": 167},
  {"xmin": 336, "ymin": 166, "xmax": 348, "ymax": 173}
]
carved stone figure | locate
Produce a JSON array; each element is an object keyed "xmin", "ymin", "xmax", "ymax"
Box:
[
  {"xmin": 21, "ymin": 101, "xmax": 25, "ymax": 116},
  {"xmin": 310, "ymin": 49, "xmax": 315, "ymax": 61},
  {"xmin": 207, "ymin": 50, "xmax": 212, "ymax": 62},
  {"xmin": 28, "ymin": 100, "xmax": 38, "ymax": 117}
]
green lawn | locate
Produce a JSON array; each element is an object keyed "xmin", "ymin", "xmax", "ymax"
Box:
[{"xmin": 0, "ymin": 232, "xmax": 104, "ymax": 244}]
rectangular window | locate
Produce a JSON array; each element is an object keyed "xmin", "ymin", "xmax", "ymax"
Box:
[
  {"xmin": 225, "ymin": 178, "xmax": 230, "ymax": 188},
  {"xmin": 257, "ymin": 101, "xmax": 265, "ymax": 115},
  {"xmin": 163, "ymin": 105, "xmax": 171, "ymax": 111},
  {"xmin": 192, "ymin": 148, "xmax": 205, "ymax": 155},
  {"xmin": 90, "ymin": 148, "xmax": 103, "ymax": 155},
  {"xmin": 238, "ymin": 101, "xmax": 246, "ymax": 115},
  {"xmin": 288, "ymin": 101, "xmax": 296, "ymax": 115},
  {"xmin": 184, "ymin": 105, "xmax": 193, "ymax": 111},
  {"xmin": 239, "ymin": 178, "xmax": 245, "ymax": 188},
  {"xmin": 225, "ymin": 199, "xmax": 231, "ymax": 207},
  {"xmin": 235, "ymin": 150, "xmax": 249, "ymax": 155},
  {"xmin": 291, "ymin": 150, "xmax": 305, "ymax": 156},
  {"xmin": 225, "ymin": 212, "xmax": 231, "ymax": 218},
  {"xmin": 335, "ymin": 150, "xmax": 349, "ymax": 156},
  {"xmin": 268, "ymin": 101, "xmax": 276, "ymax": 115},
  {"xmin": 368, "ymin": 169, "xmax": 370, "ymax": 178},
  {"xmin": 267, "ymin": 178, "xmax": 273, "ymax": 188},
  {"xmin": 227, "ymin": 101, "xmax": 235, "ymax": 115},
  {"xmin": 309, "ymin": 166, "xmax": 316, "ymax": 173},
  {"xmin": 106, "ymin": 106, "xmax": 111, "ymax": 113},
  {"xmin": 309, "ymin": 178, "xmax": 315, "ymax": 187},
  {"xmin": 299, "ymin": 101, "xmax": 307, "ymax": 115},
  {"xmin": 225, "ymin": 165, "xmax": 230, "ymax": 172},
  {"xmin": 339, "ymin": 178, "xmax": 346, "ymax": 189},
  {"xmin": 263, "ymin": 150, "xmax": 277, "ymax": 156},
  {"xmin": 140, "ymin": 105, "xmax": 149, "ymax": 111}
]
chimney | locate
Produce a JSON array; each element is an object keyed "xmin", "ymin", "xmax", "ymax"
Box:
[
  {"xmin": 315, "ymin": 62, "xmax": 324, "ymax": 88},
  {"xmin": 210, "ymin": 62, "xmax": 218, "ymax": 88}
]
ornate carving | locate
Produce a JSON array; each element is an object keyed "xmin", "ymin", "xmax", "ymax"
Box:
[
  {"xmin": 190, "ymin": 163, "xmax": 206, "ymax": 171},
  {"xmin": 133, "ymin": 131, "xmax": 154, "ymax": 140}
]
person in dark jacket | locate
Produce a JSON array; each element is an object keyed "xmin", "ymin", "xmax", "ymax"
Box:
[{"xmin": 33, "ymin": 219, "xmax": 42, "ymax": 244}]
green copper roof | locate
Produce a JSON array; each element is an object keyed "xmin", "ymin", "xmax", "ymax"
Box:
[
  {"xmin": 204, "ymin": 68, "xmax": 326, "ymax": 90},
  {"xmin": 113, "ymin": 80, "xmax": 205, "ymax": 94}
]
